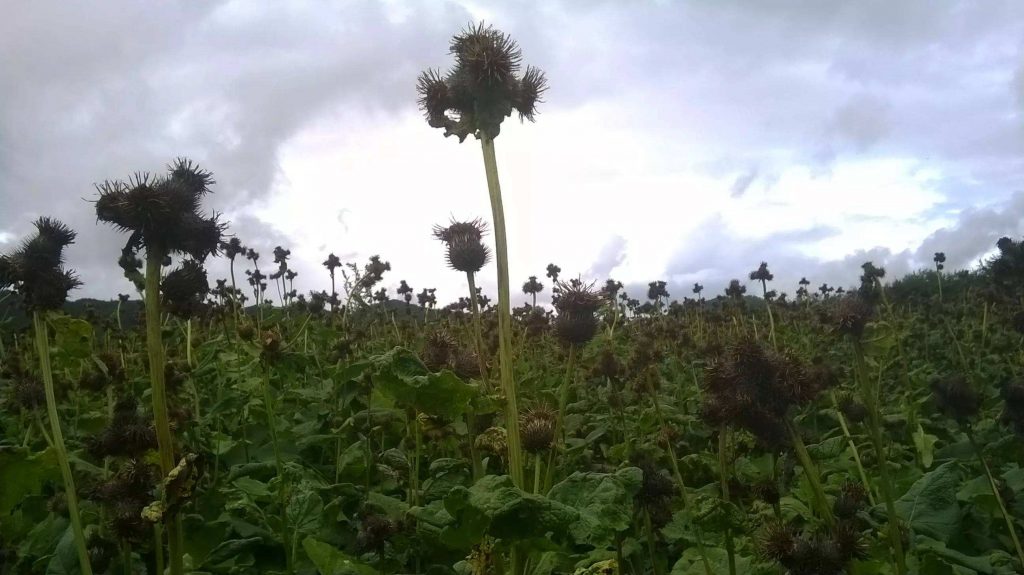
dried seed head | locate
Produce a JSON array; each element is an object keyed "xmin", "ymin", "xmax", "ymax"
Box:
[
  {"xmin": 520, "ymin": 405, "xmax": 557, "ymax": 454},
  {"xmin": 417, "ymin": 23, "xmax": 547, "ymax": 141},
  {"xmin": 701, "ymin": 338, "xmax": 820, "ymax": 447},
  {"xmin": 433, "ymin": 218, "xmax": 491, "ymax": 273},
  {"xmin": 758, "ymin": 520, "xmax": 798, "ymax": 562},
  {"xmin": 930, "ymin": 374, "xmax": 980, "ymax": 424},
  {"xmin": 0, "ymin": 217, "xmax": 81, "ymax": 311},
  {"xmin": 162, "ymin": 259, "xmax": 209, "ymax": 319},
  {"xmin": 356, "ymin": 513, "xmax": 400, "ymax": 552},
  {"xmin": 831, "ymin": 295, "xmax": 874, "ymax": 338},
  {"xmin": 95, "ymin": 159, "xmax": 225, "ymax": 261},
  {"xmin": 833, "ymin": 481, "xmax": 868, "ymax": 520},
  {"xmin": 553, "ymin": 280, "xmax": 602, "ymax": 346},
  {"xmin": 1000, "ymin": 380, "xmax": 1024, "ymax": 435}
]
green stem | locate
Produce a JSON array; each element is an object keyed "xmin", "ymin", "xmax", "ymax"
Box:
[
  {"xmin": 784, "ymin": 419, "xmax": 835, "ymax": 526},
  {"xmin": 34, "ymin": 312, "xmax": 93, "ymax": 575},
  {"xmin": 643, "ymin": 508, "xmax": 663, "ymax": 575},
  {"xmin": 145, "ymin": 252, "xmax": 184, "ymax": 575},
  {"xmin": 717, "ymin": 428, "xmax": 737, "ymax": 575},
  {"xmin": 830, "ymin": 391, "xmax": 876, "ymax": 506},
  {"xmin": 967, "ymin": 430, "xmax": 1024, "ymax": 568},
  {"xmin": 480, "ymin": 135, "xmax": 524, "ymax": 489},
  {"xmin": 533, "ymin": 452, "xmax": 542, "ymax": 494},
  {"xmin": 262, "ymin": 363, "xmax": 294, "ymax": 575},
  {"xmin": 648, "ymin": 388, "xmax": 713, "ymax": 575},
  {"xmin": 852, "ymin": 339, "xmax": 906, "ymax": 575},
  {"xmin": 544, "ymin": 344, "xmax": 576, "ymax": 493}
]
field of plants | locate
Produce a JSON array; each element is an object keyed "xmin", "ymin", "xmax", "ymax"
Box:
[{"xmin": 3, "ymin": 22, "xmax": 1024, "ymax": 575}]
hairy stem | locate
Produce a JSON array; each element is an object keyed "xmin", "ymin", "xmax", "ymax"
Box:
[
  {"xmin": 145, "ymin": 252, "xmax": 184, "ymax": 575},
  {"xmin": 34, "ymin": 312, "xmax": 93, "ymax": 575}
]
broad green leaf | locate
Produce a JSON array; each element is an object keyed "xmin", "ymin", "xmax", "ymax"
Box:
[
  {"xmin": 44, "ymin": 524, "xmax": 79, "ymax": 575},
  {"xmin": 915, "ymin": 536, "xmax": 1019, "ymax": 575},
  {"xmin": 201, "ymin": 537, "xmax": 264, "ymax": 568},
  {"xmin": 368, "ymin": 347, "xmax": 477, "ymax": 417},
  {"xmin": 0, "ymin": 447, "xmax": 60, "ymax": 516},
  {"xmin": 441, "ymin": 475, "xmax": 578, "ymax": 547},
  {"xmin": 548, "ymin": 468, "xmax": 641, "ymax": 547},
  {"xmin": 233, "ymin": 477, "xmax": 272, "ymax": 498},
  {"xmin": 302, "ymin": 537, "xmax": 377, "ymax": 575},
  {"xmin": 891, "ymin": 461, "xmax": 961, "ymax": 543}
]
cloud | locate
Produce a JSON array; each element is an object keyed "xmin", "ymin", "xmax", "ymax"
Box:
[
  {"xmin": 586, "ymin": 235, "xmax": 628, "ymax": 278},
  {"xmin": 2, "ymin": 1, "xmax": 1023, "ymax": 305}
]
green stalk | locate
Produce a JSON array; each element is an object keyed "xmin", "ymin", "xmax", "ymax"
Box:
[
  {"xmin": 533, "ymin": 453, "xmax": 543, "ymax": 494},
  {"xmin": 643, "ymin": 508, "xmax": 663, "ymax": 575},
  {"xmin": 966, "ymin": 429, "xmax": 1024, "ymax": 568},
  {"xmin": 544, "ymin": 344, "xmax": 576, "ymax": 492},
  {"xmin": 717, "ymin": 428, "xmax": 737, "ymax": 575},
  {"xmin": 33, "ymin": 312, "xmax": 93, "ymax": 575},
  {"xmin": 829, "ymin": 391, "xmax": 876, "ymax": 506},
  {"xmin": 261, "ymin": 363, "xmax": 294, "ymax": 575},
  {"xmin": 144, "ymin": 253, "xmax": 184, "ymax": 575},
  {"xmin": 852, "ymin": 339, "xmax": 907, "ymax": 575},
  {"xmin": 480, "ymin": 135, "xmax": 524, "ymax": 489},
  {"xmin": 784, "ymin": 420, "xmax": 835, "ymax": 526},
  {"xmin": 647, "ymin": 387, "xmax": 713, "ymax": 575}
]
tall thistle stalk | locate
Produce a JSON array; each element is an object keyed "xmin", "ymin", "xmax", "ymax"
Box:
[
  {"xmin": 96, "ymin": 158, "xmax": 224, "ymax": 575},
  {"xmin": 418, "ymin": 22, "xmax": 547, "ymax": 489},
  {"xmin": 0, "ymin": 219, "xmax": 91, "ymax": 574}
]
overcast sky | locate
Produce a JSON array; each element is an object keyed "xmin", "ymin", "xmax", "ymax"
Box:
[{"xmin": 2, "ymin": 1, "xmax": 1023, "ymax": 305}]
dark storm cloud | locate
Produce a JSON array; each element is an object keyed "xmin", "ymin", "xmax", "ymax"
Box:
[
  {"xmin": 3, "ymin": 1, "xmax": 1023, "ymax": 300},
  {"xmin": 0, "ymin": 1, "xmax": 471, "ymax": 297}
]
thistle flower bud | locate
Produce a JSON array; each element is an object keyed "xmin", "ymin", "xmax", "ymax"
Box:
[
  {"xmin": 832, "ymin": 481, "xmax": 868, "ymax": 520},
  {"xmin": 356, "ymin": 513, "xmax": 401, "ymax": 552},
  {"xmin": 433, "ymin": 218, "xmax": 491, "ymax": 273},
  {"xmin": 831, "ymin": 295, "xmax": 874, "ymax": 338}
]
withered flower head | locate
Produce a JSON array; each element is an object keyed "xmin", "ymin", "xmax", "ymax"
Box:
[
  {"xmin": 725, "ymin": 279, "xmax": 746, "ymax": 300},
  {"xmin": 930, "ymin": 374, "xmax": 980, "ymax": 424},
  {"xmin": 162, "ymin": 259, "xmax": 209, "ymax": 319},
  {"xmin": 701, "ymin": 338, "xmax": 819, "ymax": 447},
  {"xmin": 520, "ymin": 405, "xmax": 557, "ymax": 454},
  {"xmin": 553, "ymin": 280, "xmax": 602, "ymax": 346},
  {"xmin": 88, "ymin": 395, "xmax": 158, "ymax": 459},
  {"xmin": 433, "ymin": 218, "xmax": 491, "ymax": 273},
  {"xmin": 95, "ymin": 158, "xmax": 225, "ymax": 261},
  {"xmin": 831, "ymin": 294, "xmax": 874, "ymax": 339},
  {"xmin": 220, "ymin": 237, "xmax": 245, "ymax": 260},
  {"xmin": 522, "ymin": 275, "xmax": 544, "ymax": 296},
  {"xmin": 1000, "ymin": 380, "xmax": 1024, "ymax": 435},
  {"xmin": 749, "ymin": 262, "xmax": 774, "ymax": 283},
  {"xmin": 833, "ymin": 481, "xmax": 868, "ymax": 520},
  {"xmin": 356, "ymin": 513, "xmax": 401, "ymax": 552},
  {"xmin": 323, "ymin": 253, "xmax": 342, "ymax": 273},
  {"xmin": 0, "ymin": 217, "xmax": 81, "ymax": 311},
  {"xmin": 546, "ymin": 263, "xmax": 561, "ymax": 282},
  {"xmin": 417, "ymin": 22, "xmax": 547, "ymax": 141}
]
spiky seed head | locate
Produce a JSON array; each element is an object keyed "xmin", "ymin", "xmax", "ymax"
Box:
[
  {"xmin": 553, "ymin": 279, "xmax": 602, "ymax": 346},
  {"xmin": 520, "ymin": 406, "xmax": 557, "ymax": 454},
  {"xmin": 95, "ymin": 158, "xmax": 225, "ymax": 261},
  {"xmin": 758, "ymin": 520, "xmax": 798, "ymax": 562},
  {"xmin": 833, "ymin": 481, "xmax": 868, "ymax": 520},
  {"xmin": 832, "ymin": 294, "xmax": 874, "ymax": 338},
  {"xmin": 162, "ymin": 259, "xmax": 209, "ymax": 319},
  {"xmin": 0, "ymin": 217, "xmax": 81, "ymax": 311},
  {"xmin": 418, "ymin": 23, "xmax": 546, "ymax": 141},
  {"xmin": 930, "ymin": 374, "xmax": 980, "ymax": 424},
  {"xmin": 433, "ymin": 218, "xmax": 491, "ymax": 273}
]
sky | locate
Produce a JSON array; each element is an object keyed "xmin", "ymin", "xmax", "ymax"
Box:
[{"xmin": 2, "ymin": 0, "xmax": 1023, "ymax": 306}]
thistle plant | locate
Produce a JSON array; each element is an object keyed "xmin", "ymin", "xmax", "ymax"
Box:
[
  {"xmin": 434, "ymin": 218, "xmax": 492, "ymax": 381},
  {"xmin": 95, "ymin": 158, "xmax": 224, "ymax": 575},
  {"xmin": 522, "ymin": 275, "xmax": 544, "ymax": 307},
  {"xmin": 749, "ymin": 261, "xmax": 777, "ymax": 347},
  {"xmin": 418, "ymin": 22, "xmax": 547, "ymax": 489},
  {"xmin": 0, "ymin": 218, "xmax": 92, "ymax": 575}
]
